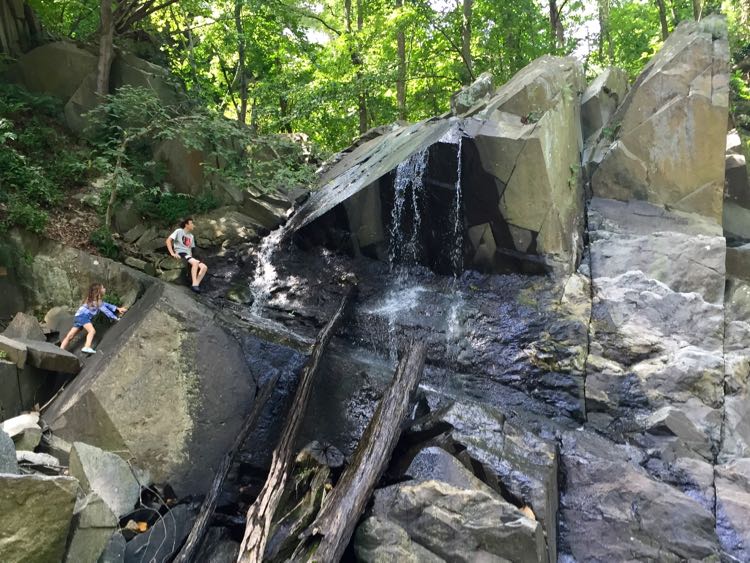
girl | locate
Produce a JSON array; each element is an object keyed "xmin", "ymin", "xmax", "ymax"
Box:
[{"xmin": 60, "ymin": 283, "xmax": 127, "ymax": 354}]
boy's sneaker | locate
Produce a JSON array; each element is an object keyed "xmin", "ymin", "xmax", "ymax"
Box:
[
  {"xmin": 81, "ymin": 347, "xmax": 96, "ymax": 354},
  {"xmin": 191, "ymin": 286, "xmax": 201, "ymax": 294}
]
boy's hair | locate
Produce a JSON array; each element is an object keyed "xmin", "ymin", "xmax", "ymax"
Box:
[
  {"xmin": 179, "ymin": 217, "xmax": 193, "ymax": 228},
  {"xmin": 85, "ymin": 283, "xmax": 105, "ymax": 306}
]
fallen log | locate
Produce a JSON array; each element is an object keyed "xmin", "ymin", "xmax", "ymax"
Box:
[
  {"xmin": 238, "ymin": 287, "xmax": 354, "ymax": 563},
  {"xmin": 291, "ymin": 340, "xmax": 427, "ymax": 562},
  {"xmin": 174, "ymin": 372, "xmax": 280, "ymax": 563}
]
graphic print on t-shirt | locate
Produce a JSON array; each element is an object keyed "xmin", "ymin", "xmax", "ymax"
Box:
[{"xmin": 182, "ymin": 234, "xmax": 193, "ymax": 247}]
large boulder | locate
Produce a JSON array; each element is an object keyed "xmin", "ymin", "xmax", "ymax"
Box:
[
  {"xmin": 10, "ymin": 41, "xmax": 96, "ymax": 99},
  {"xmin": 360, "ymin": 480, "xmax": 547, "ymax": 563},
  {"xmin": 43, "ymin": 282, "xmax": 256, "ymax": 495},
  {"xmin": 591, "ymin": 16, "xmax": 729, "ymax": 222},
  {"xmin": 399, "ymin": 400, "xmax": 559, "ymax": 563},
  {"xmin": 0, "ymin": 474, "xmax": 78, "ymax": 562}
]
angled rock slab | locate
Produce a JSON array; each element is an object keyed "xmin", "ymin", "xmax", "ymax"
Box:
[
  {"xmin": 0, "ymin": 473, "xmax": 78, "ymax": 563},
  {"xmin": 17, "ymin": 338, "xmax": 80, "ymax": 374},
  {"xmin": 591, "ymin": 16, "xmax": 729, "ymax": 221},
  {"xmin": 43, "ymin": 282, "xmax": 256, "ymax": 495},
  {"xmin": 69, "ymin": 442, "xmax": 141, "ymax": 519},
  {"xmin": 287, "ymin": 118, "xmax": 455, "ymax": 232}
]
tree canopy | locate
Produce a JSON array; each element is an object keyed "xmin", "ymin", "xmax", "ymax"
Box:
[{"xmin": 24, "ymin": 0, "xmax": 750, "ymax": 152}]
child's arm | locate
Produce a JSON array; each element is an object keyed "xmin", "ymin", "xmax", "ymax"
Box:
[{"xmin": 99, "ymin": 302, "xmax": 121, "ymax": 320}]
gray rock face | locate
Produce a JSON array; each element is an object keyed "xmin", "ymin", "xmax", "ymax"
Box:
[
  {"xmin": 580, "ymin": 66, "xmax": 629, "ymax": 140},
  {"xmin": 0, "ymin": 335, "xmax": 27, "ymax": 368},
  {"xmin": 366, "ymin": 480, "xmax": 547, "ymax": 563},
  {"xmin": 2, "ymin": 312, "xmax": 46, "ymax": 341},
  {"xmin": 69, "ymin": 442, "xmax": 141, "ymax": 519},
  {"xmin": 451, "ymin": 71, "xmax": 494, "ymax": 115},
  {"xmin": 591, "ymin": 16, "xmax": 729, "ymax": 221},
  {"xmin": 715, "ymin": 459, "xmax": 750, "ymax": 562},
  {"xmin": 194, "ymin": 527, "xmax": 241, "ymax": 563},
  {"xmin": 586, "ymin": 198, "xmax": 725, "ymax": 452},
  {"xmin": 0, "ymin": 473, "xmax": 78, "ymax": 562},
  {"xmin": 0, "ymin": 428, "xmax": 18, "ymax": 474},
  {"xmin": 405, "ymin": 446, "xmax": 495, "ymax": 495},
  {"xmin": 725, "ymin": 152, "xmax": 749, "ymax": 208},
  {"xmin": 355, "ymin": 516, "xmax": 446, "ymax": 562},
  {"xmin": 559, "ymin": 429, "xmax": 720, "ymax": 561},
  {"xmin": 722, "ymin": 280, "xmax": 750, "ymax": 462},
  {"xmin": 44, "ymin": 282, "xmax": 256, "ymax": 495},
  {"xmin": 192, "ymin": 206, "xmax": 261, "ymax": 248}
]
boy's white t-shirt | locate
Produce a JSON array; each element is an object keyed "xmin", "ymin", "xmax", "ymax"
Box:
[{"xmin": 170, "ymin": 228, "xmax": 195, "ymax": 256}]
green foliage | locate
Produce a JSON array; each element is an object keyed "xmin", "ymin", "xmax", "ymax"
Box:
[
  {"xmin": 0, "ymin": 350, "xmax": 8, "ymax": 361},
  {"xmin": 89, "ymin": 226, "xmax": 120, "ymax": 259},
  {"xmin": 0, "ymin": 85, "xmax": 90, "ymax": 233},
  {"xmin": 86, "ymin": 86, "xmax": 315, "ymax": 225}
]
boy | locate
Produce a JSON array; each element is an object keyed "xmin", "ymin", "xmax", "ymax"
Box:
[{"xmin": 165, "ymin": 217, "xmax": 208, "ymax": 293}]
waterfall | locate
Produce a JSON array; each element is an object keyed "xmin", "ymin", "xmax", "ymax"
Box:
[
  {"xmin": 389, "ymin": 149, "xmax": 428, "ymax": 268},
  {"xmin": 249, "ymin": 225, "xmax": 285, "ymax": 316},
  {"xmin": 450, "ymin": 135, "xmax": 464, "ymax": 275}
]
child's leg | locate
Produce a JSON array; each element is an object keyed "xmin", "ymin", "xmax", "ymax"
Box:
[
  {"xmin": 60, "ymin": 326, "xmax": 81, "ymax": 350},
  {"xmin": 83, "ymin": 323, "xmax": 96, "ymax": 348},
  {"xmin": 189, "ymin": 259, "xmax": 200, "ymax": 286},
  {"xmin": 196, "ymin": 262, "xmax": 208, "ymax": 285}
]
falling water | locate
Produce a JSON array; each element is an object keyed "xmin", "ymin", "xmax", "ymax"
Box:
[
  {"xmin": 249, "ymin": 226, "xmax": 286, "ymax": 316},
  {"xmin": 389, "ymin": 149, "xmax": 428, "ymax": 267},
  {"xmin": 450, "ymin": 135, "xmax": 464, "ymax": 275}
]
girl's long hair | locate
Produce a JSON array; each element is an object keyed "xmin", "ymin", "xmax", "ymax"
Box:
[{"xmin": 84, "ymin": 283, "xmax": 105, "ymax": 307}]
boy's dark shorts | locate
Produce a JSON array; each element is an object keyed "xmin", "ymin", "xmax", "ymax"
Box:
[{"xmin": 178, "ymin": 252, "xmax": 197, "ymax": 264}]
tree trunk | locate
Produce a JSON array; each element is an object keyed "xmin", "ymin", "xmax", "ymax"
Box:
[
  {"xmin": 235, "ymin": 0, "xmax": 248, "ymax": 124},
  {"xmin": 237, "ymin": 287, "xmax": 355, "ymax": 563},
  {"xmin": 549, "ymin": 0, "xmax": 564, "ymax": 50},
  {"xmin": 691, "ymin": 0, "xmax": 701, "ymax": 20},
  {"xmin": 96, "ymin": 0, "xmax": 114, "ymax": 98},
  {"xmin": 655, "ymin": 0, "xmax": 669, "ymax": 40},
  {"xmin": 279, "ymin": 96, "xmax": 292, "ymax": 133},
  {"xmin": 290, "ymin": 341, "xmax": 427, "ymax": 562},
  {"xmin": 174, "ymin": 374, "xmax": 280, "ymax": 563},
  {"xmin": 461, "ymin": 0, "xmax": 474, "ymax": 84},
  {"xmin": 396, "ymin": 0, "xmax": 406, "ymax": 120},
  {"xmin": 356, "ymin": 0, "xmax": 367, "ymax": 135}
]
